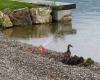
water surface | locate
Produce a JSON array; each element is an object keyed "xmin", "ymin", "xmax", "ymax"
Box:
[{"xmin": 2, "ymin": 0, "xmax": 100, "ymax": 62}]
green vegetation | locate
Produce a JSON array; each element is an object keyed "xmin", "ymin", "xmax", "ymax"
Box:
[
  {"xmin": 0, "ymin": 0, "xmax": 38, "ymax": 10},
  {"xmin": 51, "ymin": 0, "xmax": 64, "ymax": 10},
  {"xmin": 83, "ymin": 58, "xmax": 95, "ymax": 67}
]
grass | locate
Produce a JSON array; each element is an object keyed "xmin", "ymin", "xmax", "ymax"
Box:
[
  {"xmin": 83, "ymin": 58, "xmax": 95, "ymax": 67},
  {"xmin": 0, "ymin": 0, "xmax": 63, "ymax": 10},
  {"xmin": 0, "ymin": 0, "xmax": 39, "ymax": 10}
]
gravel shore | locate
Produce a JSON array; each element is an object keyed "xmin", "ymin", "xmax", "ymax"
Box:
[{"xmin": 0, "ymin": 33, "xmax": 100, "ymax": 80}]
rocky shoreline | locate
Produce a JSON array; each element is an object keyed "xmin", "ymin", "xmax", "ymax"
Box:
[
  {"xmin": 0, "ymin": 7, "xmax": 52, "ymax": 28},
  {"xmin": 0, "ymin": 32, "xmax": 100, "ymax": 80},
  {"xmin": 0, "ymin": 6, "xmax": 72, "ymax": 28}
]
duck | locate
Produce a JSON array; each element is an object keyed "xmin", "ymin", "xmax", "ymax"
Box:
[
  {"xmin": 61, "ymin": 44, "xmax": 73, "ymax": 63},
  {"xmin": 64, "ymin": 44, "xmax": 73, "ymax": 58},
  {"xmin": 67, "ymin": 55, "xmax": 84, "ymax": 65}
]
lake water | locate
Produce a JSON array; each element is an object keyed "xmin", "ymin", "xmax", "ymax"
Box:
[{"xmin": 2, "ymin": 0, "xmax": 100, "ymax": 62}]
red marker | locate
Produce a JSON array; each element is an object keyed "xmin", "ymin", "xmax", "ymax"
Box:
[{"xmin": 36, "ymin": 45, "xmax": 46, "ymax": 54}]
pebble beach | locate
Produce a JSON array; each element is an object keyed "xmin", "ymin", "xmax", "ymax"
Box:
[{"xmin": 0, "ymin": 32, "xmax": 100, "ymax": 80}]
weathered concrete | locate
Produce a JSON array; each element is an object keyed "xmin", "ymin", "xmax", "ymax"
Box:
[{"xmin": 52, "ymin": 10, "xmax": 72, "ymax": 21}]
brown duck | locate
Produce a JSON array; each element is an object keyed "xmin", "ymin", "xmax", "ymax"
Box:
[
  {"xmin": 62, "ymin": 44, "xmax": 73, "ymax": 63},
  {"xmin": 47, "ymin": 44, "xmax": 73, "ymax": 62}
]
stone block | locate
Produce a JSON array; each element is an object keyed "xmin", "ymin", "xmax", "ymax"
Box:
[
  {"xmin": 8, "ymin": 8, "xmax": 32, "ymax": 26},
  {"xmin": 30, "ymin": 7, "xmax": 52, "ymax": 24},
  {"xmin": 0, "ymin": 11, "xmax": 13, "ymax": 28}
]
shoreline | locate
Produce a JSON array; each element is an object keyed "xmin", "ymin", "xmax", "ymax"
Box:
[
  {"xmin": 0, "ymin": 0, "xmax": 75, "ymax": 28},
  {"xmin": 0, "ymin": 32, "xmax": 100, "ymax": 79}
]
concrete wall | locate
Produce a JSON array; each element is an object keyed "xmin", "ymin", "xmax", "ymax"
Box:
[{"xmin": 52, "ymin": 10, "xmax": 72, "ymax": 21}]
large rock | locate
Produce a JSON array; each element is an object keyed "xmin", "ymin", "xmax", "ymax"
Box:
[
  {"xmin": 8, "ymin": 8, "xmax": 32, "ymax": 26},
  {"xmin": 30, "ymin": 7, "xmax": 52, "ymax": 24},
  {"xmin": 0, "ymin": 11, "xmax": 13, "ymax": 28}
]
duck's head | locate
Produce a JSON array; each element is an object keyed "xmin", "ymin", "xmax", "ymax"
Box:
[{"xmin": 68, "ymin": 44, "xmax": 73, "ymax": 48}]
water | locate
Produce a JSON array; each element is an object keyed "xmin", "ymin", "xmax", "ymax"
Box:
[{"xmin": 2, "ymin": 0, "xmax": 100, "ymax": 62}]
